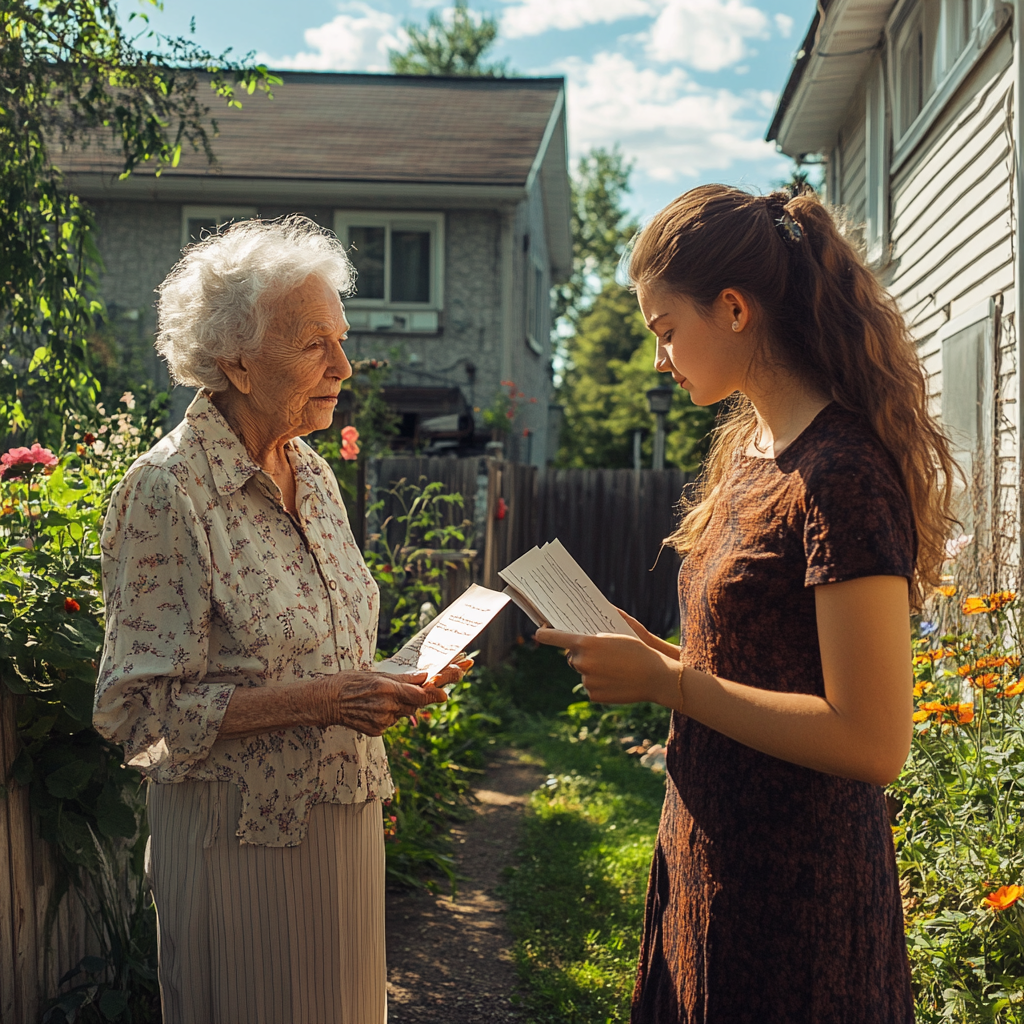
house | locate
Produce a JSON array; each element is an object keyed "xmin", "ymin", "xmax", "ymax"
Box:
[
  {"xmin": 56, "ymin": 72, "xmax": 572, "ymax": 467},
  {"xmin": 767, "ymin": 0, "xmax": 1021, "ymax": 574}
]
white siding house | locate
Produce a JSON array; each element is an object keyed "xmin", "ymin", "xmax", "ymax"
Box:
[{"xmin": 768, "ymin": 0, "xmax": 1021, "ymax": 577}]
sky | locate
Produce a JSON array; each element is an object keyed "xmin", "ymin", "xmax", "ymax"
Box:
[{"xmin": 125, "ymin": 0, "xmax": 817, "ymax": 220}]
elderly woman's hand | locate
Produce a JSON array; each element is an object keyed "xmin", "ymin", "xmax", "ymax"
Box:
[{"xmin": 308, "ymin": 670, "xmax": 448, "ymax": 736}]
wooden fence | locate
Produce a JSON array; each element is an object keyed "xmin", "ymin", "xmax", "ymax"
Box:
[
  {"xmin": 372, "ymin": 456, "xmax": 691, "ymax": 663},
  {"xmin": 0, "ymin": 688, "xmax": 96, "ymax": 1024}
]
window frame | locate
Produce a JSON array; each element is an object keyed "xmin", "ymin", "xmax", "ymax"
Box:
[
  {"xmin": 333, "ymin": 210, "xmax": 445, "ymax": 311},
  {"xmin": 888, "ymin": 0, "xmax": 1009, "ymax": 172},
  {"xmin": 525, "ymin": 253, "xmax": 547, "ymax": 355},
  {"xmin": 181, "ymin": 205, "xmax": 257, "ymax": 248},
  {"xmin": 864, "ymin": 57, "xmax": 888, "ymax": 264}
]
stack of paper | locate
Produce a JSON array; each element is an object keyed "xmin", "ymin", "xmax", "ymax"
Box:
[
  {"xmin": 375, "ymin": 584, "xmax": 510, "ymax": 678},
  {"xmin": 498, "ymin": 539, "xmax": 638, "ymax": 638}
]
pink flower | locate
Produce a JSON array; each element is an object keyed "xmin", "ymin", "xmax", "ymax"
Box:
[
  {"xmin": 341, "ymin": 425, "xmax": 360, "ymax": 461},
  {"xmin": 0, "ymin": 443, "xmax": 58, "ymax": 480}
]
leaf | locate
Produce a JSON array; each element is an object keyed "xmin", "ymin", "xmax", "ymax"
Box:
[
  {"xmin": 80, "ymin": 955, "xmax": 109, "ymax": 974},
  {"xmin": 96, "ymin": 785, "xmax": 137, "ymax": 840},
  {"xmin": 58, "ymin": 676, "xmax": 95, "ymax": 723},
  {"xmin": 45, "ymin": 759, "xmax": 96, "ymax": 799},
  {"xmin": 98, "ymin": 988, "xmax": 129, "ymax": 1020}
]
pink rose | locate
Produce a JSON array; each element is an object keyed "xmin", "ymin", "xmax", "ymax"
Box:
[
  {"xmin": 0, "ymin": 443, "xmax": 59, "ymax": 479},
  {"xmin": 341, "ymin": 426, "xmax": 360, "ymax": 462}
]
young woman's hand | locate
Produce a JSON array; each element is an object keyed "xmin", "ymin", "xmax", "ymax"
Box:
[
  {"xmin": 535, "ymin": 628, "xmax": 681, "ymax": 708},
  {"xmin": 616, "ymin": 609, "xmax": 681, "ymax": 659}
]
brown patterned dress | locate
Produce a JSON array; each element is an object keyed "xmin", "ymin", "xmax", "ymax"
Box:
[{"xmin": 632, "ymin": 403, "xmax": 916, "ymax": 1023}]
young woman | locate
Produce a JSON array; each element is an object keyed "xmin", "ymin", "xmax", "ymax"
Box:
[{"xmin": 537, "ymin": 185, "xmax": 956, "ymax": 1023}]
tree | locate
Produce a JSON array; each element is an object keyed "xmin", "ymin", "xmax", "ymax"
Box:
[
  {"xmin": 1, "ymin": 0, "xmax": 278, "ymax": 446},
  {"xmin": 552, "ymin": 147, "xmax": 639, "ymax": 329},
  {"xmin": 389, "ymin": 1, "xmax": 509, "ymax": 77}
]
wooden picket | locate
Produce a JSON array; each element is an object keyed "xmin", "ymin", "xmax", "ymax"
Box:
[{"xmin": 0, "ymin": 688, "xmax": 97, "ymax": 1024}]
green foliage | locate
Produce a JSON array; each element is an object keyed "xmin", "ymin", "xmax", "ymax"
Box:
[
  {"xmin": 0, "ymin": 0, "xmax": 279, "ymax": 446},
  {"xmin": 552, "ymin": 147, "xmax": 639, "ymax": 330},
  {"xmin": 388, "ymin": 0, "xmax": 509, "ymax": 77},
  {"xmin": 383, "ymin": 672, "xmax": 507, "ymax": 891},
  {"xmin": 365, "ymin": 477, "xmax": 476, "ymax": 656},
  {"xmin": 553, "ymin": 148, "xmax": 716, "ymax": 469},
  {"xmin": 894, "ymin": 587, "xmax": 1024, "ymax": 1021},
  {"xmin": 556, "ymin": 284, "xmax": 716, "ymax": 471},
  {"xmin": 503, "ymin": 711, "xmax": 666, "ymax": 1023}
]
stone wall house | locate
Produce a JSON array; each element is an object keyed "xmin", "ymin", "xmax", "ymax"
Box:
[
  {"xmin": 56, "ymin": 72, "xmax": 572, "ymax": 467},
  {"xmin": 767, "ymin": 0, "xmax": 1021, "ymax": 574}
]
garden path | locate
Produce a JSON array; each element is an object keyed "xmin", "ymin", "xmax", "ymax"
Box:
[{"xmin": 385, "ymin": 750, "xmax": 542, "ymax": 1023}]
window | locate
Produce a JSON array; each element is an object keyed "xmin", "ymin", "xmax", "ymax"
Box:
[
  {"xmin": 526, "ymin": 256, "xmax": 547, "ymax": 355},
  {"xmin": 181, "ymin": 205, "xmax": 256, "ymax": 248},
  {"xmin": 891, "ymin": 0, "xmax": 996, "ymax": 162},
  {"xmin": 939, "ymin": 299, "xmax": 995, "ymax": 538},
  {"xmin": 864, "ymin": 59, "xmax": 887, "ymax": 263},
  {"xmin": 334, "ymin": 212, "xmax": 444, "ymax": 331}
]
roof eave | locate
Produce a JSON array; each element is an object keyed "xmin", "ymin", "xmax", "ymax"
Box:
[
  {"xmin": 766, "ymin": 0, "xmax": 893, "ymax": 158},
  {"xmin": 62, "ymin": 173, "xmax": 530, "ymax": 208},
  {"xmin": 526, "ymin": 89, "xmax": 572, "ymax": 282}
]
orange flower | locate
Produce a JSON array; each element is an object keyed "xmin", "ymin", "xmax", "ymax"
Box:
[
  {"xmin": 969, "ymin": 673, "xmax": 1000, "ymax": 690},
  {"xmin": 63, "ymin": 597, "xmax": 80, "ymax": 613},
  {"xmin": 953, "ymin": 703, "xmax": 974, "ymax": 724},
  {"xmin": 915, "ymin": 648, "xmax": 953, "ymax": 665},
  {"xmin": 1001, "ymin": 679, "xmax": 1024, "ymax": 698},
  {"xmin": 983, "ymin": 885, "xmax": 1024, "ymax": 911},
  {"xmin": 935, "ymin": 585, "xmax": 957, "ymax": 597},
  {"xmin": 913, "ymin": 680, "xmax": 932, "ymax": 697},
  {"xmin": 963, "ymin": 591, "xmax": 1017, "ymax": 615},
  {"xmin": 913, "ymin": 701, "xmax": 948, "ymax": 723}
]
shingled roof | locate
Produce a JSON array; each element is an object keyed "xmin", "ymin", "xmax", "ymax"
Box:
[{"xmin": 58, "ymin": 71, "xmax": 565, "ymax": 187}]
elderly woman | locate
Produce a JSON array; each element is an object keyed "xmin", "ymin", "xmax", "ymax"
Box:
[{"xmin": 93, "ymin": 217, "xmax": 462, "ymax": 1024}]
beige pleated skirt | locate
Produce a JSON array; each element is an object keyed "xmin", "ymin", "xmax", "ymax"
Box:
[{"xmin": 146, "ymin": 781, "xmax": 387, "ymax": 1024}]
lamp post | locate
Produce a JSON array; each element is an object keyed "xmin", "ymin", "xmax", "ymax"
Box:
[{"xmin": 646, "ymin": 384, "xmax": 674, "ymax": 470}]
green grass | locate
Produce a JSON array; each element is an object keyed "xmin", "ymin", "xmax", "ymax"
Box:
[{"xmin": 495, "ymin": 647, "xmax": 668, "ymax": 1024}]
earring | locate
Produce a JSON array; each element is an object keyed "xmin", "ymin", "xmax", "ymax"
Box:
[{"xmin": 732, "ymin": 321, "xmax": 740, "ymax": 331}]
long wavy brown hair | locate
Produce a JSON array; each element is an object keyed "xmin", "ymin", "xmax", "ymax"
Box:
[{"xmin": 628, "ymin": 184, "xmax": 957, "ymax": 610}]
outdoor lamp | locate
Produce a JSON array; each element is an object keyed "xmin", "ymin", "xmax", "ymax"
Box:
[{"xmin": 646, "ymin": 384, "xmax": 674, "ymax": 470}]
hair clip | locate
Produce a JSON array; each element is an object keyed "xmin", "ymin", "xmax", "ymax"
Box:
[{"xmin": 776, "ymin": 211, "xmax": 804, "ymax": 244}]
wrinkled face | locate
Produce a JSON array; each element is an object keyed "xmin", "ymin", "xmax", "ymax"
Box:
[
  {"xmin": 636, "ymin": 281, "xmax": 754, "ymax": 407},
  {"xmin": 244, "ymin": 274, "xmax": 352, "ymax": 437}
]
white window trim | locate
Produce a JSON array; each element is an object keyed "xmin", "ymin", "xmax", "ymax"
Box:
[
  {"xmin": 526, "ymin": 254, "xmax": 546, "ymax": 356},
  {"xmin": 181, "ymin": 205, "xmax": 257, "ymax": 248},
  {"xmin": 865, "ymin": 58, "xmax": 888, "ymax": 264},
  {"xmin": 333, "ymin": 210, "xmax": 445, "ymax": 311},
  {"xmin": 888, "ymin": 0, "xmax": 1011, "ymax": 173}
]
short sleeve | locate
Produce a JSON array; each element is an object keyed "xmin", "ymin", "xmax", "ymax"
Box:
[
  {"xmin": 802, "ymin": 451, "xmax": 915, "ymax": 588},
  {"xmin": 93, "ymin": 464, "xmax": 234, "ymax": 776}
]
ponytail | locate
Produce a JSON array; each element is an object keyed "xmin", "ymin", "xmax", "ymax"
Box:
[{"xmin": 628, "ymin": 184, "xmax": 957, "ymax": 611}]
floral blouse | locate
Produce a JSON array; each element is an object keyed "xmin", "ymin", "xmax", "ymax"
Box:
[{"xmin": 94, "ymin": 392, "xmax": 391, "ymax": 847}]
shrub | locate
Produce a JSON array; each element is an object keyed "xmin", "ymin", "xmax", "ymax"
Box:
[{"xmin": 895, "ymin": 586, "xmax": 1024, "ymax": 1021}]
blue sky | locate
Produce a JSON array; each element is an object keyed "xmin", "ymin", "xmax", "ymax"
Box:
[{"xmin": 126, "ymin": 0, "xmax": 816, "ymax": 220}]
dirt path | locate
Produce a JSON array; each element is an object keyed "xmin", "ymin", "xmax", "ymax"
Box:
[{"xmin": 385, "ymin": 751, "xmax": 543, "ymax": 1023}]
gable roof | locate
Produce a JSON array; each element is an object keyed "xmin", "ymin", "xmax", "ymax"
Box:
[
  {"xmin": 57, "ymin": 72, "xmax": 573, "ymax": 277},
  {"xmin": 58, "ymin": 72, "xmax": 564, "ymax": 186}
]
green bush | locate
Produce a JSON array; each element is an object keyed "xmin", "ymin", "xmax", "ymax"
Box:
[{"xmin": 895, "ymin": 587, "xmax": 1024, "ymax": 1021}]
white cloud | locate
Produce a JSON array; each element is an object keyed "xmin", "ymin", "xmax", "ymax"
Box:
[
  {"xmin": 261, "ymin": 4, "xmax": 404, "ymax": 72},
  {"xmin": 645, "ymin": 0, "xmax": 770, "ymax": 72},
  {"xmin": 502, "ymin": 0, "xmax": 657, "ymax": 39},
  {"xmin": 774, "ymin": 12, "xmax": 794, "ymax": 37},
  {"xmin": 561, "ymin": 51, "xmax": 783, "ymax": 182}
]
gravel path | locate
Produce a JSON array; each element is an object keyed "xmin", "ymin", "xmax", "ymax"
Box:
[{"xmin": 385, "ymin": 751, "xmax": 543, "ymax": 1023}]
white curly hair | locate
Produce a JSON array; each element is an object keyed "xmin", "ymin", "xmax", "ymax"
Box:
[{"xmin": 155, "ymin": 215, "xmax": 355, "ymax": 391}]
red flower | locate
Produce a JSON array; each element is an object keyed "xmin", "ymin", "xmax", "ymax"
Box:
[
  {"xmin": 495, "ymin": 497, "xmax": 507, "ymax": 520},
  {"xmin": 0, "ymin": 443, "xmax": 58, "ymax": 480},
  {"xmin": 64, "ymin": 598, "xmax": 80, "ymax": 613},
  {"xmin": 83, "ymin": 433, "xmax": 97, "ymax": 445},
  {"xmin": 340, "ymin": 425, "xmax": 360, "ymax": 461}
]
